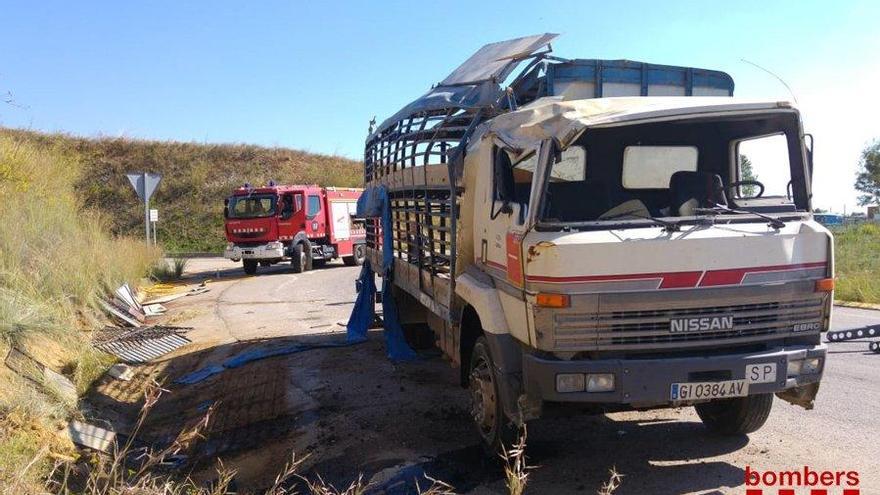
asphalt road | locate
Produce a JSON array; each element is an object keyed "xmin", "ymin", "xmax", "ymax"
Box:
[{"xmin": 158, "ymin": 258, "xmax": 880, "ymax": 494}]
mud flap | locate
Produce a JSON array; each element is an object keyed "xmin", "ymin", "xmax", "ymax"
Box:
[{"xmin": 776, "ymin": 382, "xmax": 820, "ymax": 410}]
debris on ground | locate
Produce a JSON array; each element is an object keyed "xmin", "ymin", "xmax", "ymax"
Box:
[
  {"xmin": 93, "ymin": 325, "xmax": 193, "ymax": 363},
  {"xmin": 108, "ymin": 363, "xmax": 135, "ymax": 381},
  {"xmin": 66, "ymin": 420, "xmax": 117, "ymax": 452},
  {"xmin": 142, "ymin": 281, "xmax": 211, "ymax": 306}
]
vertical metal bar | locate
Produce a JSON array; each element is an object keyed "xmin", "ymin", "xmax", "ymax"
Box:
[{"xmin": 143, "ymin": 172, "xmax": 150, "ymax": 246}]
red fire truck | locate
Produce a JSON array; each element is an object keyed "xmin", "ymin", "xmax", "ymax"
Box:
[{"xmin": 223, "ymin": 183, "xmax": 365, "ymax": 274}]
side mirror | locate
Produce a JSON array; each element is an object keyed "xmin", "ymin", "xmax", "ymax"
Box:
[
  {"xmin": 223, "ymin": 198, "xmax": 229, "ymax": 219},
  {"xmin": 804, "ymin": 133, "xmax": 814, "ymax": 183}
]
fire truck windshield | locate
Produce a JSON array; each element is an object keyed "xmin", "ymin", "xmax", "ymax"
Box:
[{"xmin": 228, "ymin": 194, "xmax": 277, "ymax": 219}]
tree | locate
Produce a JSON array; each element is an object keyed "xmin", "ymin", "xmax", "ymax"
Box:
[
  {"xmin": 739, "ymin": 154, "xmax": 758, "ymax": 197},
  {"xmin": 855, "ymin": 140, "xmax": 880, "ymax": 206}
]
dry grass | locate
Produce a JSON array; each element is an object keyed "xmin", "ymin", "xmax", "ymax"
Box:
[
  {"xmin": 31, "ymin": 396, "xmax": 627, "ymax": 495},
  {"xmin": 833, "ymin": 223, "xmax": 880, "ymax": 303},
  {"xmin": 0, "ymin": 133, "xmax": 159, "ymax": 492},
  {"xmin": 500, "ymin": 427, "xmax": 534, "ymax": 495},
  {"xmin": 0, "ymin": 128, "xmax": 363, "ymax": 253}
]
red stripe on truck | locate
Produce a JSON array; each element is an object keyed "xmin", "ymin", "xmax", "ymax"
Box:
[
  {"xmin": 699, "ymin": 261, "xmax": 827, "ymax": 287},
  {"xmin": 525, "ymin": 262, "xmax": 827, "ymax": 289}
]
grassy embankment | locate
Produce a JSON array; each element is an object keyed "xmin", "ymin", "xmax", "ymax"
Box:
[
  {"xmin": 0, "ymin": 129, "xmax": 363, "ymax": 253},
  {"xmin": 833, "ymin": 222, "xmax": 880, "ymax": 303},
  {"xmin": 0, "ymin": 133, "xmax": 159, "ymax": 491}
]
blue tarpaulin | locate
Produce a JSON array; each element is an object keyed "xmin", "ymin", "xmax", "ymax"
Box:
[
  {"xmin": 348, "ymin": 186, "xmax": 417, "ymax": 361},
  {"xmin": 174, "ymin": 340, "xmax": 361, "ymax": 385}
]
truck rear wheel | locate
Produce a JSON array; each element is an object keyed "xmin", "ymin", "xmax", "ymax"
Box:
[
  {"xmin": 290, "ymin": 244, "xmax": 307, "ymax": 273},
  {"xmin": 695, "ymin": 393, "xmax": 773, "ymax": 435},
  {"xmin": 243, "ymin": 259, "xmax": 258, "ymax": 275},
  {"xmin": 343, "ymin": 244, "xmax": 365, "ymax": 266},
  {"xmin": 468, "ymin": 336, "xmax": 516, "ymax": 453}
]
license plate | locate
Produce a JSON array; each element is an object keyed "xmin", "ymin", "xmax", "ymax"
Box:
[
  {"xmin": 745, "ymin": 363, "xmax": 777, "ymax": 384},
  {"xmin": 670, "ymin": 380, "xmax": 748, "ymax": 401}
]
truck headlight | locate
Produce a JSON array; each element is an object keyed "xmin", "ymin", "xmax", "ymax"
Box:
[
  {"xmin": 555, "ymin": 373, "xmax": 616, "ymax": 393},
  {"xmin": 226, "ymin": 242, "xmax": 234, "ymax": 250},
  {"xmin": 586, "ymin": 373, "xmax": 615, "ymax": 392},
  {"xmin": 556, "ymin": 373, "xmax": 585, "ymax": 393},
  {"xmin": 267, "ymin": 241, "xmax": 283, "ymax": 249}
]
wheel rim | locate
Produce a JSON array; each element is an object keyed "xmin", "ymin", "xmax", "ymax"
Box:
[
  {"xmin": 356, "ymin": 245, "xmax": 365, "ymax": 261},
  {"xmin": 300, "ymin": 251, "xmax": 306, "ymax": 269},
  {"xmin": 469, "ymin": 354, "xmax": 497, "ymax": 439}
]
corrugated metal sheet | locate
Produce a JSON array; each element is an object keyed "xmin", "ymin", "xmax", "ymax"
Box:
[{"xmin": 93, "ymin": 326, "xmax": 192, "ymax": 363}]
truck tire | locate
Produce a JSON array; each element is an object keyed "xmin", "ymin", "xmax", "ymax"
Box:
[
  {"xmin": 468, "ymin": 336, "xmax": 516, "ymax": 453},
  {"xmin": 343, "ymin": 244, "xmax": 365, "ymax": 266},
  {"xmin": 695, "ymin": 393, "xmax": 773, "ymax": 435},
  {"xmin": 290, "ymin": 244, "xmax": 307, "ymax": 273},
  {"xmin": 243, "ymin": 259, "xmax": 258, "ymax": 275}
]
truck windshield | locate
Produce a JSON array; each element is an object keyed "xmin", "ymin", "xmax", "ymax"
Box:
[
  {"xmin": 228, "ymin": 194, "xmax": 277, "ymax": 219},
  {"xmin": 536, "ymin": 113, "xmax": 808, "ymax": 229}
]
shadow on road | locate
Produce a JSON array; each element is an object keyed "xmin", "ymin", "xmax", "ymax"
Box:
[{"xmin": 87, "ymin": 328, "xmax": 750, "ymax": 494}]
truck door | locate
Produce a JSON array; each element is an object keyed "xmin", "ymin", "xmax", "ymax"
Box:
[
  {"xmin": 476, "ymin": 144, "xmax": 536, "ymax": 345},
  {"xmin": 279, "ymin": 193, "xmax": 295, "ymax": 238},
  {"xmin": 306, "ymin": 193, "xmax": 325, "ymax": 238}
]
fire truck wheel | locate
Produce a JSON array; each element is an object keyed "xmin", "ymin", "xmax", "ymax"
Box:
[
  {"xmin": 468, "ymin": 336, "xmax": 516, "ymax": 454},
  {"xmin": 242, "ymin": 259, "xmax": 258, "ymax": 275},
  {"xmin": 695, "ymin": 393, "xmax": 773, "ymax": 436},
  {"xmin": 343, "ymin": 244, "xmax": 365, "ymax": 266},
  {"xmin": 290, "ymin": 244, "xmax": 307, "ymax": 273}
]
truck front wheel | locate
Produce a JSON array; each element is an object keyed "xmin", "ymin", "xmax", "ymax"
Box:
[
  {"xmin": 695, "ymin": 393, "xmax": 773, "ymax": 435},
  {"xmin": 243, "ymin": 259, "xmax": 258, "ymax": 275},
  {"xmin": 468, "ymin": 336, "xmax": 516, "ymax": 453}
]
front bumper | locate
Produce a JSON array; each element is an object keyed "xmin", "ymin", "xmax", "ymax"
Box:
[
  {"xmin": 522, "ymin": 344, "xmax": 826, "ymax": 407},
  {"xmin": 224, "ymin": 243, "xmax": 285, "ymax": 261}
]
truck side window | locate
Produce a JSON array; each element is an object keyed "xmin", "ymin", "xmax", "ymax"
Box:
[
  {"xmin": 307, "ymin": 195, "xmax": 321, "ymax": 219},
  {"xmin": 294, "ymin": 194, "xmax": 303, "ymax": 212},
  {"xmin": 493, "ymin": 147, "xmax": 532, "ymax": 205},
  {"xmin": 281, "ymin": 194, "xmax": 293, "ymax": 219}
]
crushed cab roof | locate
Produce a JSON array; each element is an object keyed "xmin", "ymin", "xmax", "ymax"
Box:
[{"xmin": 481, "ymin": 96, "xmax": 798, "ymax": 151}]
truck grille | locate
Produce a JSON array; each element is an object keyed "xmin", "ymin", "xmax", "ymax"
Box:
[{"xmin": 554, "ymin": 297, "xmax": 825, "ymax": 351}]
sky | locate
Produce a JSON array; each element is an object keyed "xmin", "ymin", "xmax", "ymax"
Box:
[{"xmin": 1, "ymin": 0, "xmax": 878, "ymax": 213}]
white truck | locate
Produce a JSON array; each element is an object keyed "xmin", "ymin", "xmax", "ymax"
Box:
[{"xmin": 363, "ymin": 34, "xmax": 832, "ymax": 450}]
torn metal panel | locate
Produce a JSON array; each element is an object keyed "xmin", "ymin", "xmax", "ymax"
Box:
[
  {"xmin": 142, "ymin": 303, "xmax": 167, "ymax": 316},
  {"xmin": 440, "ymin": 33, "xmax": 557, "ymax": 86},
  {"xmin": 115, "ymin": 283, "xmax": 142, "ymax": 312},
  {"xmin": 99, "ymin": 299, "xmax": 141, "ymax": 327}
]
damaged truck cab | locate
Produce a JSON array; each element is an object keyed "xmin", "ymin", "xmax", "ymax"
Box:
[{"xmin": 363, "ymin": 34, "xmax": 832, "ymax": 449}]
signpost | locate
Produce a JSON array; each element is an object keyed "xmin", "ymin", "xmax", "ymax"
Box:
[
  {"xmin": 126, "ymin": 172, "xmax": 162, "ymax": 245},
  {"xmin": 149, "ymin": 209, "xmax": 159, "ymax": 245}
]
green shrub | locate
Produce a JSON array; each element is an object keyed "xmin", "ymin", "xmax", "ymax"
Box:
[{"xmin": 834, "ymin": 223, "xmax": 880, "ymax": 303}]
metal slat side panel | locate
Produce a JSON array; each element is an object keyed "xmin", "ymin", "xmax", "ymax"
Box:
[{"xmin": 95, "ymin": 334, "xmax": 191, "ymax": 363}]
